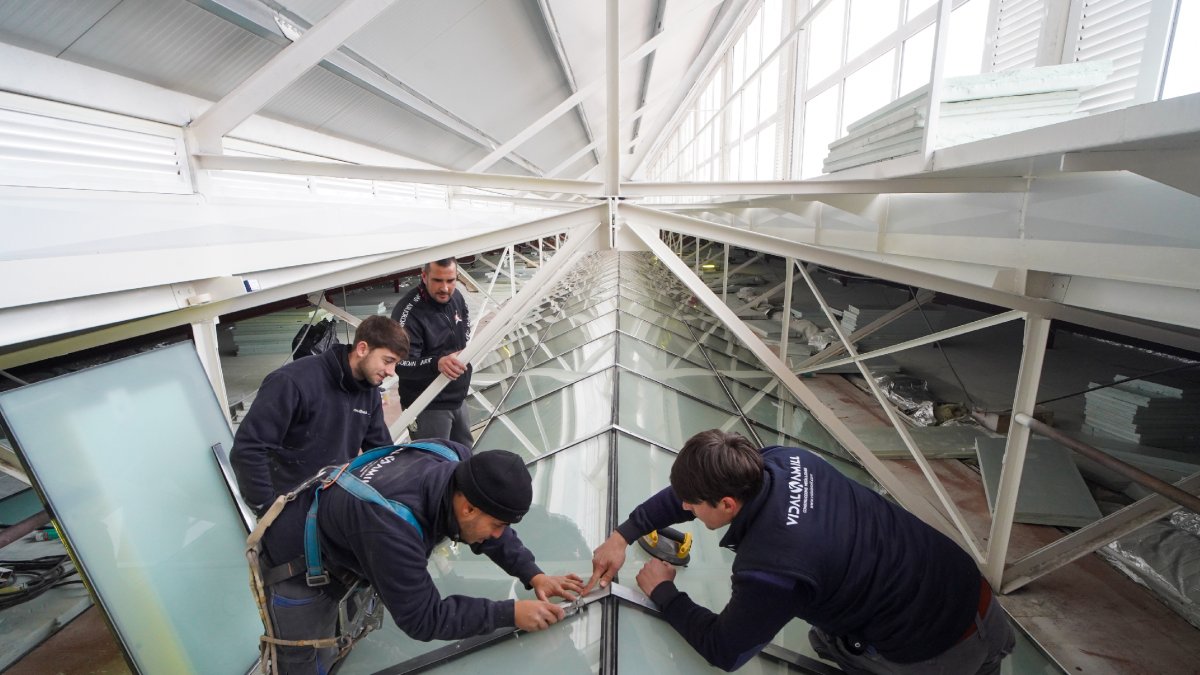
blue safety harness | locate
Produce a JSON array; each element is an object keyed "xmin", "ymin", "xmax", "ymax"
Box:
[{"xmin": 303, "ymin": 442, "xmax": 459, "ymax": 587}]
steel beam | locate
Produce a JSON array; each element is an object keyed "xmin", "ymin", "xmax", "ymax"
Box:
[
  {"xmin": 921, "ymin": 0, "xmax": 954, "ymax": 162},
  {"xmin": 605, "ymin": 0, "xmax": 621, "ymax": 195},
  {"xmin": 798, "ymin": 310, "xmax": 1025, "ymax": 375},
  {"xmin": 306, "ymin": 292, "xmax": 362, "ymax": 327},
  {"xmin": 1001, "ymin": 471, "xmax": 1200, "ymax": 593},
  {"xmin": 187, "ymin": 0, "xmax": 397, "ymax": 153},
  {"xmin": 780, "ymin": 258, "xmax": 794, "ymax": 362},
  {"xmin": 625, "ymin": 218, "xmax": 963, "ymax": 543},
  {"xmin": 191, "ymin": 318, "xmax": 232, "ymax": 427},
  {"xmin": 793, "ymin": 260, "xmax": 985, "ymax": 563},
  {"xmin": 620, "ymin": 177, "xmax": 1027, "ymax": 196},
  {"xmin": 983, "ymin": 315, "xmax": 1051, "ymax": 588},
  {"xmin": 466, "ymin": 0, "xmax": 725, "ymax": 173},
  {"xmin": 1061, "ymin": 149, "xmax": 1200, "ymax": 198},
  {"xmin": 0, "ymin": 206, "xmax": 605, "ymax": 370},
  {"xmin": 387, "ymin": 220, "xmax": 603, "ymax": 439},
  {"xmin": 194, "ymin": 154, "xmax": 603, "ymax": 196},
  {"xmin": 622, "ymin": 205, "xmax": 1200, "ymax": 354},
  {"xmin": 798, "ymin": 290, "xmax": 936, "ymax": 368}
]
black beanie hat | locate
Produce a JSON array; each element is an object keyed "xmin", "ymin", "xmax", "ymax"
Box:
[{"xmin": 454, "ymin": 450, "xmax": 532, "ymax": 523}]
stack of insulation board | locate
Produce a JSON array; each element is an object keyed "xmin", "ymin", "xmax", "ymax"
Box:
[
  {"xmin": 822, "ymin": 62, "xmax": 1112, "ymax": 173},
  {"xmin": 840, "ymin": 304, "xmax": 945, "ymax": 348},
  {"xmin": 1082, "ymin": 377, "xmax": 1200, "ymax": 452}
]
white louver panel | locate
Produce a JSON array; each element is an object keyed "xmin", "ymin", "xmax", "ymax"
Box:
[
  {"xmin": 989, "ymin": 0, "xmax": 1045, "ymax": 72},
  {"xmin": 0, "ymin": 106, "xmax": 189, "ymax": 194},
  {"xmin": 1068, "ymin": 0, "xmax": 1174, "ymax": 113}
]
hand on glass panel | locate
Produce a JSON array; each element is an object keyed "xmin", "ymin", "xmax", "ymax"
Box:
[
  {"xmin": 530, "ymin": 572, "xmax": 584, "ymax": 602},
  {"xmin": 635, "ymin": 558, "xmax": 677, "ymax": 597},
  {"xmin": 584, "ymin": 530, "xmax": 628, "ymax": 592},
  {"xmin": 514, "ymin": 599, "xmax": 566, "ymax": 632}
]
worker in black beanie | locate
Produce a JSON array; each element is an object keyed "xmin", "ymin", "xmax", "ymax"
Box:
[{"xmin": 254, "ymin": 439, "xmax": 584, "ymax": 675}]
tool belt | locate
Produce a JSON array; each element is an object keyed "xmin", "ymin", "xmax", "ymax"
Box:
[{"xmin": 245, "ymin": 442, "xmax": 458, "ymax": 673}]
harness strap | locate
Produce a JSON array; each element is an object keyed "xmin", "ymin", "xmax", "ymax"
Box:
[{"xmin": 303, "ymin": 442, "xmax": 459, "ymax": 586}]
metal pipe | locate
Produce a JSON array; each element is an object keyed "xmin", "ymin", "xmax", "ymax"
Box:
[
  {"xmin": 1014, "ymin": 413, "xmax": 1200, "ymax": 515},
  {"xmin": 0, "ymin": 510, "xmax": 50, "ymax": 549}
]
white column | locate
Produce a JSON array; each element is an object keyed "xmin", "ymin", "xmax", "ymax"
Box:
[{"xmin": 192, "ymin": 319, "xmax": 232, "ymax": 427}]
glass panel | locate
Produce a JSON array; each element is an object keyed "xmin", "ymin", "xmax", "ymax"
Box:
[
  {"xmin": 842, "ymin": 51, "xmax": 897, "ymax": 133},
  {"xmin": 0, "ymin": 342, "xmax": 259, "ymax": 673},
  {"xmin": 340, "ymin": 436, "xmax": 610, "ymax": 673},
  {"xmin": 618, "ymin": 315, "xmax": 710, "ymax": 365},
  {"xmin": 528, "ymin": 312, "xmax": 620, "ymax": 368},
  {"xmin": 542, "ymin": 297, "xmax": 621, "ymax": 341},
  {"xmin": 618, "ymin": 371, "xmax": 751, "ymax": 450},
  {"xmin": 475, "ymin": 369, "xmax": 614, "ymax": 460},
  {"xmin": 848, "ymin": 0, "xmax": 900, "ymax": 60},
  {"xmin": 801, "ymin": 84, "xmax": 840, "ymax": 178},
  {"xmin": 750, "ymin": 424, "xmax": 867, "ymax": 483},
  {"xmin": 473, "ymin": 344, "xmax": 531, "ymax": 385},
  {"xmin": 500, "ymin": 334, "xmax": 617, "ymax": 413},
  {"xmin": 618, "ymin": 338, "xmax": 737, "ymax": 413},
  {"xmin": 946, "ymin": 0, "xmax": 988, "ymax": 78},
  {"xmin": 464, "ymin": 382, "xmax": 506, "ymax": 427},
  {"xmin": 807, "ymin": 0, "xmax": 846, "ymax": 84},
  {"xmin": 420, "ymin": 602, "xmax": 602, "ymax": 674},
  {"xmin": 1163, "ymin": 0, "xmax": 1200, "ymax": 100},
  {"xmin": 617, "ymin": 607, "xmax": 798, "ymax": 674},
  {"xmin": 618, "ymin": 300, "xmax": 695, "ymax": 339},
  {"xmin": 899, "ymin": 23, "xmax": 934, "ymax": 96}
]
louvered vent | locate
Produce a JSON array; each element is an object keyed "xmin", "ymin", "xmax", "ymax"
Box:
[
  {"xmin": 990, "ymin": 0, "xmax": 1044, "ymax": 71},
  {"xmin": 0, "ymin": 106, "xmax": 189, "ymax": 194},
  {"xmin": 1072, "ymin": 0, "xmax": 1153, "ymax": 112}
]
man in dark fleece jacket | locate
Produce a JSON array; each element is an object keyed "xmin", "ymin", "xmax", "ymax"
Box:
[
  {"xmin": 260, "ymin": 439, "xmax": 583, "ymax": 674},
  {"xmin": 231, "ymin": 315, "xmax": 407, "ymax": 515},
  {"xmin": 586, "ymin": 430, "xmax": 1014, "ymax": 674},
  {"xmin": 390, "ymin": 258, "xmax": 473, "ymax": 446}
]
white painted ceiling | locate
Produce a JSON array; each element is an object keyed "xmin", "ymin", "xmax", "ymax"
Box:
[{"xmin": 0, "ymin": 0, "xmax": 740, "ymax": 176}]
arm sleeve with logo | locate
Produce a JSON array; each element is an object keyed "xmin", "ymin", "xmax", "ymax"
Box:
[{"xmin": 391, "ymin": 301, "xmax": 440, "ymax": 381}]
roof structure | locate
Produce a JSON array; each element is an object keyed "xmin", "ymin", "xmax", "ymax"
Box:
[{"xmin": 1, "ymin": 0, "xmax": 1199, "ymax": 672}]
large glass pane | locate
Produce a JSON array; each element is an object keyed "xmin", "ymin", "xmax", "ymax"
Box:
[
  {"xmin": 946, "ymin": 0, "xmax": 988, "ymax": 78},
  {"xmin": 618, "ymin": 337, "xmax": 737, "ymax": 412},
  {"xmin": 500, "ymin": 334, "xmax": 617, "ymax": 412},
  {"xmin": 899, "ymin": 23, "xmax": 934, "ymax": 96},
  {"xmin": 0, "ymin": 342, "xmax": 259, "ymax": 674},
  {"xmin": 618, "ymin": 299, "xmax": 695, "ymax": 338},
  {"xmin": 618, "ymin": 371, "xmax": 751, "ymax": 450},
  {"xmin": 618, "ymin": 315, "xmax": 710, "ymax": 365},
  {"xmin": 475, "ymin": 369, "xmax": 614, "ymax": 460},
  {"xmin": 528, "ymin": 312, "xmax": 620, "ymax": 368},
  {"xmin": 848, "ymin": 0, "xmax": 900, "ymax": 60},
  {"xmin": 541, "ymin": 297, "xmax": 620, "ymax": 341},
  {"xmin": 617, "ymin": 608, "xmax": 799, "ymax": 674},
  {"xmin": 1163, "ymin": 0, "xmax": 1200, "ymax": 100},
  {"xmin": 801, "ymin": 85, "xmax": 840, "ymax": 177},
  {"xmin": 417, "ymin": 604, "xmax": 602, "ymax": 674},
  {"xmin": 842, "ymin": 51, "xmax": 897, "ymax": 133},
  {"xmin": 807, "ymin": 0, "xmax": 846, "ymax": 84}
]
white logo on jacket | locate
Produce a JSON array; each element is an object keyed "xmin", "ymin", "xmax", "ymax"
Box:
[
  {"xmin": 785, "ymin": 455, "xmax": 814, "ymax": 526},
  {"xmin": 352, "ymin": 408, "xmax": 370, "ymax": 415}
]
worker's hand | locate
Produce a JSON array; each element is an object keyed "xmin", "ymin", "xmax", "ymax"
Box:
[
  {"xmin": 635, "ymin": 559, "xmax": 677, "ymax": 597},
  {"xmin": 438, "ymin": 352, "xmax": 467, "ymax": 379},
  {"xmin": 514, "ymin": 599, "xmax": 565, "ymax": 632},
  {"xmin": 530, "ymin": 573, "xmax": 585, "ymax": 602},
  {"xmin": 584, "ymin": 531, "xmax": 628, "ymax": 593}
]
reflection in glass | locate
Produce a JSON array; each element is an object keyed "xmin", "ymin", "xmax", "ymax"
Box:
[
  {"xmin": 618, "ymin": 337, "xmax": 736, "ymax": 412},
  {"xmin": 618, "ymin": 608, "xmax": 797, "ymax": 674},
  {"xmin": 0, "ymin": 342, "xmax": 260, "ymax": 674},
  {"xmin": 500, "ymin": 334, "xmax": 616, "ymax": 413},
  {"xmin": 475, "ymin": 369, "xmax": 614, "ymax": 460},
  {"xmin": 528, "ymin": 312, "xmax": 619, "ymax": 369},
  {"xmin": 618, "ymin": 371, "xmax": 751, "ymax": 450}
]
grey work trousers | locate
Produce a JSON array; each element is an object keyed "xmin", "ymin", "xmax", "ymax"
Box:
[
  {"xmin": 809, "ymin": 595, "xmax": 1015, "ymax": 675},
  {"xmin": 265, "ymin": 576, "xmax": 340, "ymax": 675},
  {"xmin": 413, "ymin": 403, "xmax": 473, "ymax": 448}
]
